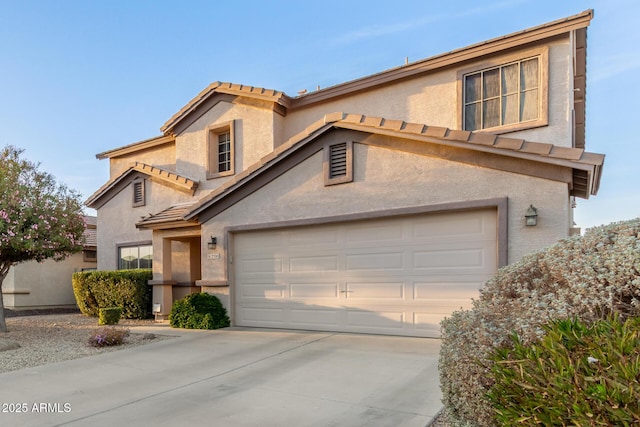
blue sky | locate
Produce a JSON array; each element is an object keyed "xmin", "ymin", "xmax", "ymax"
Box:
[{"xmin": 0, "ymin": 0, "xmax": 637, "ymax": 230}]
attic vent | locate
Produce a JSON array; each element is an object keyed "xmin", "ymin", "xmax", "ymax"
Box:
[
  {"xmin": 329, "ymin": 143, "xmax": 348, "ymax": 178},
  {"xmin": 324, "ymin": 141, "xmax": 353, "ymax": 186},
  {"xmin": 132, "ymin": 180, "xmax": 145, "ymax": 207}
]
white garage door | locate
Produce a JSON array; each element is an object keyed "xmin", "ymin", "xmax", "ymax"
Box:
[{"xmin": 233, "ymin": 209, "xmax": 497, "ymax": 337}]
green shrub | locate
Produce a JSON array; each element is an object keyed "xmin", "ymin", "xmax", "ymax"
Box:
[
  {"xmin": 169, "ymin": 292, "xmax": 230, "ymax": 330},
  {"xmin": 440, "ymin": 218, "xmax": 640, "ymax": 426},
  {"xmin": 88, "ymin": 326, "xmax": 130, "ymax": 347},
  {"xmin": 98, "ymin": 307, "xmax": 122, "ymax": 325},
  {"xmin": 72, "ymin": 269, "xmax": 152, "ymax": 319},
  {"xmin": 488, "ymin": 316, "xmax": 640, "ymax": 426}
]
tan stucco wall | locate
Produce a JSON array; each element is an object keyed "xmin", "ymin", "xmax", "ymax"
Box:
[
  {"xmin": 198, "ymin": 140, "xmax": 570, "ymax": 313},
  {"xmin": 109, "ymin": 144, "xmax": 177, "ymax": 179},
  {"xmin": 96, "ymin": 177, "xmax": 193, "ymax": 270},
  {"xmin": 175, "ymin": 101, "xmax": 280, "ymax": 192},
  {"xmin": 284, "ymin": 38, "xmax": 573, "ymax": 147},
  {"xmin": 2, "ymin": 253, "xmax": 96, "ymax": 309}
]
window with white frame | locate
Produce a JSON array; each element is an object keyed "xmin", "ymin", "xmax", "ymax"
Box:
[
  {"xmin": 118, "ymin": 244, "xmax": 152, "ymax": 270},
  {"xmin": 463, "ymin": 55, "xmax": 545, "ymax": 132}
]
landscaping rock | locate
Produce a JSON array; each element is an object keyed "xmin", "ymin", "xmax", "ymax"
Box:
[{"xmin": 0, "ymin": 339, "xmax": 21, "ymax": 352}]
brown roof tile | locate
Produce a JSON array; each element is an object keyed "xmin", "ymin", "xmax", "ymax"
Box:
[
  {"xmin": 494, "ymin": 136, "xmax": 524, "ymax": 151},
  {"xmin": 548, "ymin": 146, "xmax": 585, "ymax": 161},
  {"xmin": 520, "ymin": 141, "xmax": 553, "ymax": 155},
  {"xmin": 423, "ymin": 126, "xmax": 448, "ymax": 138},
  {"xmin": 444, "ymin": 129, "xmax": 471, "ymax": 142},
  {"xmin": 468, "ymin": 132, "xmax": 497, "ymax": 146},
  {"xmin": 402, "ymin": 122, "xmax": 426, "ymax": 135}
]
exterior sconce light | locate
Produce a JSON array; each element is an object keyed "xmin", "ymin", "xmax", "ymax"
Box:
[
  {"xmin": 525, "ymin": 205, "xmax": 538, "ymax": 226},
  {"xmin": 207, "ymin": 236, "xmax": 217, "ymax": 249}
]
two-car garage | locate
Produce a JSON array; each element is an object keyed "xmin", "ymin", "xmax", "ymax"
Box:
[{"xmin": 232, "ymin": 209, "xmax": 497, "ymax": 337}]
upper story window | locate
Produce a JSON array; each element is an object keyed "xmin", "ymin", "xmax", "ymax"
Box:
[
  {"xmin": 324, "ymin": 141, "xmax": 353, "ymax": 186},
  {"xmin": 461, "ymin": 47, "xmax": 548, "ymax": 133},
  {"xmin": 207, "ymin": 120, "xmax": 235, "ymax": 179}
]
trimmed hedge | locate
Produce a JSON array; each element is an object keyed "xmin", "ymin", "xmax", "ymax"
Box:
[
  {"xmin": 169, "ymin": 292, "xmax": 229, "ymax": 330},
  {"xmin": 98, "ymin": 307, "xmax": 122, "ymax": 325},
  {"xmin": 439, "ymin": 218, "xmax": 640, "ymax": 426},
  {"xmin": 488, "ymin": 316, "xmax": 640, "ymax": 426},
  {"xmin": 72, "ymin": 270, "xmax": 152, "ymax": 319}
]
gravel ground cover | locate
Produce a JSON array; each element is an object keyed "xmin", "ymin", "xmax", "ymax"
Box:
[{"xmin": 0, "ymin": 312, "xmax": 173, "ymax": 374}]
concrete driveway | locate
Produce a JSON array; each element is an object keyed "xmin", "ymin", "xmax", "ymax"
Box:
[{"xmin": 0, "ymin": 326, "xmax": 442, "ymax": 427}]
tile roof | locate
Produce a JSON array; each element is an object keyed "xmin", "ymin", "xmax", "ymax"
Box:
[
  {"xmin": 85, "ymin": 162, "xmax": 198, "ymax": 208},
  {"xmin": 131, "ymin": 162, "xmax": 198, "ymax": 193},
  {"xmin": 96, "ymin": 135, "xmax": 175, "ymax": 160},
  {"xmin": 161, "ymin": 82, "xmax": 293, "ymax": 135},
  {"xmin": 137, "ymin": 112, "xmax": 604, "ymax": 229},
  {"xmin": 135, "ymin": 202, "xmax": 198, "ymax": 229}
]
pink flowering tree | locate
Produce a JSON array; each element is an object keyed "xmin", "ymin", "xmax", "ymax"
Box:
[{"xmin": 0, "ymin": 146, "xmax": 85, "ymax": 332}]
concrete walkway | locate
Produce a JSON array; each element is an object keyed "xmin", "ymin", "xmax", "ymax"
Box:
[{"xmin": 0, "ymin": 325, "xmax": 442, "ymax": 427}]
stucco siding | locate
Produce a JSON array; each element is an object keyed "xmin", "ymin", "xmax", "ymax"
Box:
[
  {"xmin": 201, "ymin": 142, "xmax": 570, "ymax": 289},
  {"xmin": 109, "ymin": 143, "xmax": 176, "ymax": 179},
  {"xmin": 96, "ymin": 178, "xmax": 192, "ymax": 270},
  {"xmin": 284, "ymin": 37, "xmax": 573, "ymax": 147},
  {"xmin": 175, "ymin": 101, "xmax": 279, "ymax": 192}
]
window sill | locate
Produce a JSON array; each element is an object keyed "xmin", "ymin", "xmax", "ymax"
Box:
[
  {"xmin": 206, "ymin": 170, "xmax": 235, "ymax": 180},
  {"xmin": 471, "ymin": 119, "xmax": 548, "ymax": 135}
]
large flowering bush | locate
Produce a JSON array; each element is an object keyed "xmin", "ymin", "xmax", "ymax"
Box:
[
  {"xmin": 439, "ymin": 218, "xmax": 640, "ymax": 426},
  {"xmin": 0, "ymin": 146, "xmax": 85, "ymax": 332}
]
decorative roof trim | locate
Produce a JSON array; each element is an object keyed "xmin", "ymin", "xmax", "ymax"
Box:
[
  {"xmin": 96, "ymin": 135, "xmax": 175, "ymax": 159},
  {"xmin": 85, "ymin": 163, "xmax": 198, "ymax": 209},
  {"xmin": 160, "ymin": 82, "xmax": 293, "ymax": 135}
]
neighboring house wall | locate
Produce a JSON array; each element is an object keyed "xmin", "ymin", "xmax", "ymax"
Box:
[{"xmin": 2, "ymin": 253, "xmax": 96, "ymax": 310}]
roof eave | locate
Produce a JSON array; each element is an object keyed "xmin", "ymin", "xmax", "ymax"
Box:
[
  {"xmin": 291, "ymin": 10, "xmax": 594, "ymax": 108},
  {"xmin": 96, "ymin": 135, "xmax": 175, "ymax": 160}
]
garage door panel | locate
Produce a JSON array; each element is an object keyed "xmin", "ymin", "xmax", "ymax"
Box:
[
  {"xmin": 345, "ymin": 223, "xmax": 405, "ymax": 244},
  {"xmin": 345, "ymin": 282, "xmax": 405, "ymax": 299},
  {"xmin": 241, "ymin": 307, "xmax": 285, "ymax": 323},
  {"xmin": 288, "ymin": 228, "xmax": 340, "ymax": 247},
  {"xmin": 242, "ymin": 258, "xmax": 283, "ymax": 273},
  {"xmin": 241, "ymin": 283, "xmax": 286, "ymax": 299},
  {"xmin": 290, "ymin": 309, "xmax": 340, "ymax": 326},
  {"xmin": 234, "ymin": 209, "xmax": 497, "ymax": 337},
  {"xmin": 411, "ymin": 212, "xmax": 490, "ymax": 240},
  {"xmin": 289, "ymin": 255, "xmax": 338, "ymax": 272},
  {"xmin": 413, "ymin": 248, "xmax": 487, "ymax": 270},
  {"xmin": 346, "ymin": 310, "xmax": 405, "ymax": 329},
  {"xmin": 290, "ymin": 283, "xmax": 339, "ymax": 299},
  {"xmin": 413, "ymin": 281, "xmax": 483, "ymax": 300},
  {"xmin": 346, "ymin": 252, "xmax": 405, "ymax": 271}
]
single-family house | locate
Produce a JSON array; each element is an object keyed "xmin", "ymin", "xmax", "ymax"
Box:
[
  {"xmin": 2, "ymin": 216, "xmax": 97, "ymax": 310},
  {"xmin": 86, "ymin": 10, "xmax": 604, "ymax": 337}
]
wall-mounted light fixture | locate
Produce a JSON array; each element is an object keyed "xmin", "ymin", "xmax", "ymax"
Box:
[
  {"xmin": 207, "ymin": 236, "xmax": 217, "ymax": 249},
  {"xmin": 525, "ymin": 205, "xmax": 538, "ymax": 226}
]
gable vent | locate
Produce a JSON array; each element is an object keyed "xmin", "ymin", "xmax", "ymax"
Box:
[
  {"xmin": 329, "ymin": 142, "xmax": 348, "ymax": 178},
  {"xmin": 133, "ymin": 180, "xmax": 145, "ymax": 206}
]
